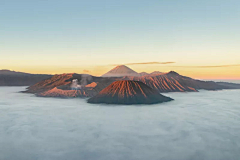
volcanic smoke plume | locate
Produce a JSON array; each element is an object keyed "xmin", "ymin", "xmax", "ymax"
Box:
[
  {"xmin": 80, "ymin": 74, "xmax": 93, "ymax": 86},
  {"xmin": 70, "ymin": 79, "xmax": 81, "ymax": 90},
  {"xmin": 70, "ymin": 75, "xmax": 93, "ymax": 90}
]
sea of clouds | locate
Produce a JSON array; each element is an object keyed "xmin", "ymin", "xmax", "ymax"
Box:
[{"xmin": 0, "ymin": 87, "xmax": 240, "ymax": 160}]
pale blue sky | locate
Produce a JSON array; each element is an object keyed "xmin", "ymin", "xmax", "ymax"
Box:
[{"xmin": 1, "ymin": 0, "xmax": 240, "ymax": 77}]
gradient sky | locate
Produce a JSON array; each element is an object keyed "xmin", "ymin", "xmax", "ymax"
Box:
[{"xmin": 1, "ymin": 0, "xmax": 240, "ymax": 79}]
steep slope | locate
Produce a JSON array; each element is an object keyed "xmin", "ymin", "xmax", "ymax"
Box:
[
  {"xmin": 101, "ymin": 65, "xmax": 139, "ymax": 77},
  {"xmin": 88, "ymin": 80, "xmax": 173, "ymax": 104},
  {"xmin": 123, "ymin": 71, "xmax": 197, "ymax": 92},
  {"xmin": 24, "ymin": 73, "xmax": 74, "ymax": 93}
]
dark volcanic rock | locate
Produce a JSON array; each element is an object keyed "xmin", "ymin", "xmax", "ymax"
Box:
[{"xmin": 87, "ymin": 80, "xmax": 173, "ymax": 104}]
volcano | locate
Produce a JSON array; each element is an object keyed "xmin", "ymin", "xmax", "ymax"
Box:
[
  {"xmin": 87, "ymin": 80, "xmax": 173, "ymax": 104},
  {"xmin": 101, "ymin": 65, "xmax": 138, "ymax": 77},
  {"xmin": 23, "ymin": 67, "xmax": 240, "ymax": 98}
]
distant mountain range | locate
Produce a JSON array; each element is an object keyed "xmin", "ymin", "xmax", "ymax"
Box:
[
  {"xmin": 0, "ymin": 69, "xmax": 33, "ymax": 75},
  {"xmin": 21, "ymin": 65, "xmax": 240, "ymax": 98},
  {"xmin": 0, "ymin": 70, "xmax": 52, "ymax": 86}
]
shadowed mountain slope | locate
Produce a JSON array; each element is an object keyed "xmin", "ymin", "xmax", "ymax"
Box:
[
  {"xmin": 0, "ymin": 70, "xmax": 31, "ymax": 75},
  {"xmin": 88, "ymin": 80, "xmax": 173, "ymax": 104},
  {"xmin": 0, "ymin": 70, "xmax": 52, "ymax": 86},
  {"xmin": 216, "ymin": 82, "xmax": 240, "ymax": 89}
]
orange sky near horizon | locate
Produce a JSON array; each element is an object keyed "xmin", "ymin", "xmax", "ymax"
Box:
[{"xmin": 2, "ymin": 64, "xmax": 240, "ymax": 80}]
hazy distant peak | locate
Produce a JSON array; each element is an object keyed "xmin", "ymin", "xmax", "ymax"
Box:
[
  {"xmin": 112, "ymin": 65, "xmax": 135, "ymax": 71},
  {"xmin": 138, "ymin": 72, "xmax": 149, "ymax": 76},
  {"xmin": 101, "ymin": 65, "xmax": 138, "ymax": 77},
  {"xmin": 151, "ymin": 71, "xmax": 162, "ymax": 74}
]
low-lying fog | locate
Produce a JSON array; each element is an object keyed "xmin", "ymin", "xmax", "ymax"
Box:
[{"xmin": 0, "ymin": 87, "xmax": 240, "ymax": 160}]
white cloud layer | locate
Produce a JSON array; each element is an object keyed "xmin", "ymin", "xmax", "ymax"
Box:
[{"xmin": 0, "ymin": 87, "xmax": 240, "ymax": 160}]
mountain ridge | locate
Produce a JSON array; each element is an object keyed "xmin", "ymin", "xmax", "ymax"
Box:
[
  {"xmin": 23, "ymin": 70, "xmax": 240, "ymax": 98},
  {"xmin": 0, "ymin": 70, "xmax": 52, "ymax": 86}
]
